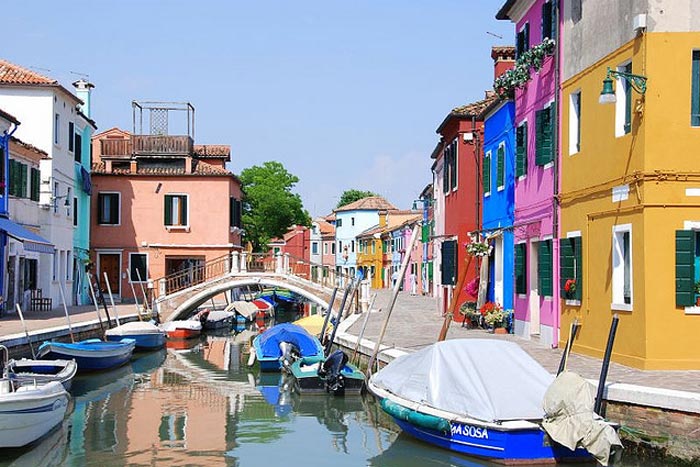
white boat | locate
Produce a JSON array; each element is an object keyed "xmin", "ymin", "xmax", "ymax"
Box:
[
  {"xmin": 161, "ymin": 319, "xmax": 202, "ymax": 339},
  {"xmin": 105, "ymin": 321, "xmax": 166, "ymax": 349},
  {"xmin": 4, "ymin": 358, "xmax": 78, "ymax": 391},
  {"xmin": 0, "ymin": 379, "xmax": 70, "ymax": 448}
]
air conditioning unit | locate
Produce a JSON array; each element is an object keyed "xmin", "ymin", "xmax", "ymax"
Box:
[{"xmin": 633, "ymin": 14, "xmax": 646, "ymax": 33}]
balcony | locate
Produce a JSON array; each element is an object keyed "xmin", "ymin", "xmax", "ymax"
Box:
[
  {"xmin": 133, "ymin": 135, "xmax": 193, "ymax": 156},
  {"xmin": 100, "ymin": 139, "xmax": 132, "ymax": 158}
]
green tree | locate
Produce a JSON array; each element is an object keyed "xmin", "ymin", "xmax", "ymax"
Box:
[
  {"xmin": 336, "ymin": 189, "xmax": 378, "ymax": 209},
  {"xmin": 240, "ymin": 161, "xmax": 311, "ymax": 252}
]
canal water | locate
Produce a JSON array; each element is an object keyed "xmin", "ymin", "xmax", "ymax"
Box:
[{"xmin": 0, "ymin": 320, "xmax": 671, "ymax": 466}]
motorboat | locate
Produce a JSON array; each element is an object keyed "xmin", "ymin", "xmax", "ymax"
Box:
[
  {"xmin": 0, "ymin": 379, "xmax": 70, "ymax": 448},
  {"xmin": 251, "ymin": 323, "xmax": 324, "ymax": 372},
  {"xmin": 289, "ymin": 350, "xmax": 365, "ymax": 395},
  {"xmin": 4, "ymin": 358, "xmax": 77, "ymax": 391},
  {"xmin": 105, "ymin": 321, "xmax": 166, "ymax": 350},
  {"xmin": 37, "ymin": 338, "xmax": 135, "ymax": 372},
  {"xmin": 197, "ymin": 309, "xmax": 236, "ymax": 331},
  {"xmin": 161, "ymin": 319, "xmax": 202, "ymax": 339}
]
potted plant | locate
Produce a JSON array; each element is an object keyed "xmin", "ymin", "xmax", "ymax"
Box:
[
  {"xmin": 564, "ymin": 278, "xmax": 577, "ymax": 299},
  {"xmin": 480, "ymin": 302, "xmax": 506, "ymax": 334}
]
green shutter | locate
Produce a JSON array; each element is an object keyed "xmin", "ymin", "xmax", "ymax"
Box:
[
  {"xmin": 483, "ymin": 155, "xmax": 490, "ymax": 193},
  {"xmin": 497, "ymin": 145, "xmax": 504, "ymax": 188},
  {"xmin": 560, "ymin": 238, "xmax": 575, "ymax": 297},
  {"xmin": 180, "ymin": 196, "xmax": 188, "ymax": 226},
  {"xmin": 692, "ymin": 51, "xmax": 700, "ymax": 126},
  {"xmin": 538, "ymin": 240, "xmax": 553, "ymax": 297},
  {"xmin": 516, "ymin": 125, "xmax": 525, "ymax": 178},
  {"xmin": 20, "ymin": 164, "xmax": 27, "ymax": 198},
  {"xmin": 536, "ymin": 106, "xmax": 554, "ymax": 166},
  {"xmin": 443, "ymin": 149, "xmax": 450, "ymax": 194},
  {"xmin": 450, "ymin": 142, "xmax": 458, "ymax": 190},
  {"xmin": 421, "ymin": 223, "xmax": 429, "ymax": 243},
  {"xmin": 441, "ymin": 240, "xmax": 457, "ymax": 286},
  {"xmin": 624, "ymin": 63, "xmax": 632, "ymax": 134},
  {"xmin": 515, "ymin": 243, "xmax": 527, "ymax": 294},
  {"xmin": 676, "ymin": 230, "xmax": 695, "ymax": 307},
  {"xmin": 574, "ymin": 237, "xmax": 582, "ymax": 300},
  {"xmin": 164, "ymin": 195, "xmax": 173, "ymax": 225}
]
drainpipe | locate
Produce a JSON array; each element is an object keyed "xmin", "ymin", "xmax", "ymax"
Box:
[
  {"xmin": 1, "ymin": 120, "xmax": 19, "ymax": 317},
  {"xmin": 551, "ymin": 0, "xmax": 562, "ymax": 348}
]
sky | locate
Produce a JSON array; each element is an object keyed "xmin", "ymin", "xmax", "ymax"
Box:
[{"xmin": 5, "ymin": 1, "xmax": 514, "ymax": 217}]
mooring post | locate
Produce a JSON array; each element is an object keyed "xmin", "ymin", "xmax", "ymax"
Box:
[{"xmin": 594, "ymin": 314, "xmax": 619, "ymax": 416}]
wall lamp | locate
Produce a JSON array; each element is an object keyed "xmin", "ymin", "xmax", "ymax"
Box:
[
  {"xmin": 51, "ymin": 195, "xmax": 72, "ymax": 207},
  {"xmin": 599, "ymin": 67, "xmax": 648, "ymax": 104}
]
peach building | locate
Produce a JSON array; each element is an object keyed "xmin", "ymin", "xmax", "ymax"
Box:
[{"xmin": 90, "ymin": 102, "xmax": 243, "ymax": 302}]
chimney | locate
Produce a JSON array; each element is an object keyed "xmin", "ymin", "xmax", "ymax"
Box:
[
  {"xmin": 72, "ymin": 79, "xmax": 95, "ymax": 118},
  {"xmin": 379, "ymin": 210, "xmax": 388, "ymax": 228},
  {"xmin": 491, "ymin": 46, "xmax": 516, "ymax": 80}
]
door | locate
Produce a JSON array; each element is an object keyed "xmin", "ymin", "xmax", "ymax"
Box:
[
  {"xmin": 7, "ymin": 257, "xmax": 16, "ymax": 311},
  {"xmin": 98, "ymin": 253, "xmax": 121, "ymax": 299},
  {"xmin": 528, "ymin": 241, "xmax": 540, "ymax": 336},
  {"xmin": 494, "ymin": 237, "xmax": 504, "ymax": 305}
]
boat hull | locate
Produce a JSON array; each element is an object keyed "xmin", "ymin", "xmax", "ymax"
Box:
[
  {"xmin": 5, "ymin": 359, "xmax": 77, "ymax": 391},
  {"xmin": 290, "ymin": 357, "xmax": 365, "ymax": 395},
  {"xmin": 166, "ymin": 328, "xmax": 201, "ymax": 340},
  {"xmin": 37, "ymin": 339, "xmax": 135, "ymax": 372},
  {"xmin": 105, "ymin": 332, "xmax": 165, "ymax": 350},
  {"xmin": 0, "ymin": 381, "xmax": 69, "ymax": 448}
]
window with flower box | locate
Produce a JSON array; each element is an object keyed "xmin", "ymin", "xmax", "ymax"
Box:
[{"xmin": 560, "ymin": 235, "xmax": 582, "ymax": 301}]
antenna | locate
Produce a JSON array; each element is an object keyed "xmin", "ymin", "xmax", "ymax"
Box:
[
  {"xmin": 486, "ymin": 31, "xmax": 504, "ymax": 39},
  {"xmin": 70, "ymin": 70, "xmax": 90, "ymax": 80}
]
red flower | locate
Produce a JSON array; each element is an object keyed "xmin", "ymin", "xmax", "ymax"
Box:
[{"xmin": 564, "ymin": 279, "xmax": 576, "ymax": 293}]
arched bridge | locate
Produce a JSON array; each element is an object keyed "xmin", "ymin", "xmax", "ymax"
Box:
[{"xmin": 152, "ymin": 252, "xmax": 359, "ymax": 322}]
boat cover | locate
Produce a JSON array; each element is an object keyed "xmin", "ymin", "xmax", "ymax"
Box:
[
  {"xmin": 206, "ymin": 310, "xmax": 235, "ymax": 322},
  {"xmin": 105, "ymin": 321, "xmax": 162, "ymax": 336},
  {"xmin": 255, "ymin": 323, "xmax": 323, "ymax": 359},
  {"xmin": 370, "ymin": 339, "xmax": 554, "ymax": 422},
  {"xmin": 232, "ymin": 301, "xmax": 259, "ymax": 319},
  {"xmin": 541, "ymin": 371, "xmax": 622, "ymax": 466}
]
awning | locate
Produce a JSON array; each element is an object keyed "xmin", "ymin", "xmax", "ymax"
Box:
[{"xmin": 0, "ymin": 217, "xmax": 55, "ymax": 254}]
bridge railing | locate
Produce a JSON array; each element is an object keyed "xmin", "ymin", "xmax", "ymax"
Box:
[{"xmin": 154, "ymin": 253, "xmax": 232, "ymax": 298}]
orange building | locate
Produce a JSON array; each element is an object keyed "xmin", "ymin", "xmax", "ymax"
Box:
[{"xmin": 90, "ymin": 102, "xmax": 243, "ymax": 302}]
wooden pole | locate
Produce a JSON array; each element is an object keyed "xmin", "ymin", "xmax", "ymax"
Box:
[
  {"xmin": 366, "ymin": 225, "xmax": 420, "ymax": 376},
  {"xmin": 58, "ymin": 284, "xmax": 75, "ymax": 343},
  {"xmin": 15, "ymin": 304, "xmax": 36, "ymax": 359},
  {"xmin": 126, "ymin": 269, "xmax": 143, "ymax": 320},
  {"xmin": 594, "ymin": 314, "xmax": 619, "ymax": 416},
  {"xmin": 324, "ymin": 282, "xmax": 355, "ymax": 356},
  {"xmin": 351, "ymin": 293, "xmax": 378, "ymax": 365},
  {"xmin": 437, "ymin": 255, "xmax": 473, "ymax": 342},
  {"xmin": 319, "ymin": 287, "xmax": 339, "ymax": 341},
  {"xmin": 135, "ymin": 268, "xmax": 151, "ymax": 312},
  {"xmin": 103, "ymin": 272, "xmax": 121, "ymax": 326},
  {"xmin": 87, "ymin": 273, "xmax": 105, "ymax": 333}
]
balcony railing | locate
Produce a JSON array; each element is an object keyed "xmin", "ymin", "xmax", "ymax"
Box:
[
  {"xmin": 133, "ymin": 135, "xmax": 193, "ymax": 156},
  {"xmin": 100, "ymin": 139, "xmax": 133, "ymax": 158}
]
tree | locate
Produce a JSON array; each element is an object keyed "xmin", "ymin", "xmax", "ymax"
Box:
[
  {"xmin": 239, "ymin": 161, "xmax": 311, "ymax": 252},
  {"xmin": 336, "ymin": 189, "xmax": 378, "ymax": 209}
]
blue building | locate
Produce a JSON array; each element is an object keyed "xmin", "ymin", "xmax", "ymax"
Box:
[{"xmin": 482, "ymin": 96, "xmax": 516, "ymax": 310}]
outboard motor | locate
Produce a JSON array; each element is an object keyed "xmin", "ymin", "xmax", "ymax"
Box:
[
  {"xmin": 279, "ymin": 342, "xmax": 299, "ymax": 371},
  {"xmin": 318, "ymin": 349, "xmax": 348, "ymax": 394}
]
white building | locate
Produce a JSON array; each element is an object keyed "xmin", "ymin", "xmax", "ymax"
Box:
[{"xmin": 0, "ymin": 60, "xmax": 96, "ymax": 306}]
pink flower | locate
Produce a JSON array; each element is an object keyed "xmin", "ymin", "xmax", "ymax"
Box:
[{"xmin": 465, "ymin": 277, "xmax": 479, "ymax": 298}]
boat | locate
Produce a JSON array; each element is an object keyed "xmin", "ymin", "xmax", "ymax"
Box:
[
  {"xmin": 251, "ymin": 323, "xmax": 325, "ymax": 372},
  {"xmin": 231, "ymin": 300, "xmax": 260, "ymax": 321},
  {"xmin": 197, "ymin": 309, "xmax": 236, "ymax": 330},
  {"xmin": 252, "ymin": 298, "xmax": 274, "ymax": 318},
  {"xmin": 289, "ymin": 350, "xmax": 365, "ymax": 395},
  {"xmin": 292, "ymin": 314, "xmax": 332, "ymax": 338},
  {"xmin": 37, "ymin": 338, "xmax": 136, "ymax": 372},
  {"xmin": 161, "ymin": 319, "xmax": 202, "ymax": 339},
  {"xmin": 0, "ymin": 379, "xmax": 70, "ymax": 448},
  {"xmin": 368, "ymin": 339, "xmax": 621, "ymax": 465},
  {"xmin": 104, "ymin": 321, "xmax": 166, "ymax": 350},
  {"xmin": 3, "ymin": 358, "xmax": 78, "ymax": 391},
  {"xmin": 256, "ymin": 288, "xmax": 301, "ymax": 305}
]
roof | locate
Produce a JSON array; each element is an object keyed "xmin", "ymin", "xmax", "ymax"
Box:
[
  {"xmin": 193, "ymin": 145, "xmax": 231, "ymax": 159},
  {"xmin": 496, "ymin": 0, "xmax": 518, "ymax": 20},
  {"xmin": 429, "ymin": 141, "xmax": 442, "ymax": 160},
  {"xmin": 435, "ymin": 93, "xmax": 499, "ymax": 134},
  {"xmin": 0, "ymin": 59, "xmax": 82, "ymax": 105},
  {"xmin": 93, "ymin": 127, "xmax": 131, "ymax": 139},
  {"xmin": 491, "ymin": 46, "xmax": 516, "ymax": 60},
  {"xmin": 91, "ymin": 159, "xmax": 234, "ymax": 176},
  {"xmin": 334, "ymin": 196, "xmax": 397, "ymax": 213},
  {"xmin": 314, "ymin": 218, "xmax": 335, "ymax": 236},
  {"xmin": 357, "ymin": 212, "xmax": 421, "ymax": 239},
  {"xmin": 0, "ymin": 107, "xmax": 19, "ymax": 125},
  {"xmin": 10, "ymin": 136, "xmax": 48, "ymax": 158}
]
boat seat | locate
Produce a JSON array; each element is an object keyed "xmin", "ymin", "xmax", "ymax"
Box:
[{"xmin": 30, "ymin": 289, "xmax": 52, "ymax": 311}]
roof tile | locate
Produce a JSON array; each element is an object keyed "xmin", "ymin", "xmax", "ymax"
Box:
[
  {"xmin": 334, "ymin": 196, "xmax": 397, "ymax": 213},
  {"xmin": 0, "ymin": 59, "xmax": 57, "ymax": 85}
]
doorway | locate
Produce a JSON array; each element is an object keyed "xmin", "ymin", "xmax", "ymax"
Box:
[
  {"xmin": 528, "ymin": 240, "xmax": 540, "ymax": 336},
  {"xmin": 494, "ymin": 237, "xmax": 504, "ymax": 305},
  {"xmin": 98, "ymin": 253, "xmax": 121, "ymax": 300}
]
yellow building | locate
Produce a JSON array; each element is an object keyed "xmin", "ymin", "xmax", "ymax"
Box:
[
  {"xmin": 356, "ymin": 212, "xmax": 387, "ymax": 289},
  {"xmin": 560, "ymin": 8, "xmax": 700, "ymax": 369}
]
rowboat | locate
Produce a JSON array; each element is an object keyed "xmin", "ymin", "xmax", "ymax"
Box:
[
  {"xmin": 161, "ymin": 320, "xmax": 202, "ymax": 339},
  {"xmin": 289, "ymin": 350, "xmax": 365, "ymax": 395},
  {"xmin": 37, "ymin": 338, "xmax": 135, "ymax": 372},
  {"xmin": 251, "ymin": 323, "xmax": 325, "ymax": 372},
  {"xmin": 368, "ymin": 339, "xmax": 621, "ymax": 465},
  {"xmin": 0, "ymin": 379, "xmax": 70, "ymax": 448},
  {"xmin": 198, "ymin": 309, "xmax": 236, "ymax": 330},
  {"xmin": 4, "ymin": 358, "xmax": 77, "ymax": 391},
  {"xmin": 105, "ymin": 321, "xmax": 166, "ymax": 350}
]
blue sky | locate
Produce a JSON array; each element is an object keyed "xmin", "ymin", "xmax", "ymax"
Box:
[{"xmin": 5, "ymin": 1, "xmax": 513, "ymax": 217}]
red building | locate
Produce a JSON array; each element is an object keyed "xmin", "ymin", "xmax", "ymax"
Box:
[
  {"xmin": 268, "ymin": 225, "xmax": 310, "ymax": 278},
  {"xmin": 434, "ymin": 92, "xmax": 496, "ymax": 318}
]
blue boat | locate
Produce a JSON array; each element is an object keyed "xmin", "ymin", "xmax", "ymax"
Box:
[
  {"xmin": 251, "ymin": 323, "xmax": 324, "ymax": 372},
  {"xmin": 368, "ymin": 339, "xmax": 620, "ymax": 465},
  {"xmin": 37, "ymin": 338, "xmax": 135, "ymax": 372},
  {"xmin": 104, "ymin": 321, "xmax": 166, "ymax": 350}
]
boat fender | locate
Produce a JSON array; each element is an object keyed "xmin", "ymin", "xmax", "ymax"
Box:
[{"xmin": 380, "ymin": 398, "xmax": 450, "ymax": 433}]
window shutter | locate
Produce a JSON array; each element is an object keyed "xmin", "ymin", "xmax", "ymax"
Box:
[
  {"xmin": 523, "ymin": 23, "xmax": 530, "ymax": 52},
  {"xmin": 110, "ymin": 194, "xmax": 119, "ymax": 224},
  {"xmin": 624, "ymin": 63, "xmax": 633, "ymax": 134},
  {"xmin": 164, "ymin": 195, "xmax": 173, "ymax": 226},
  {"xmin": 30, "ymin": 168, "xmax": 39, "ymax": 201},
  {"xmin": 538, "ymin": 240, "xmax": 553, "ymax": 297},
  {"xmin": 8, "ymin": 160, "xmax": 14, "ymax": 196},
  {"xmin": 450, "ymin": 142, "xmax": 458, "ymax": 190},
  {"xmin": 675, "ymin": 230, "xmax": 695, "ymax": 307},
  {"xmin": 534, "ymin": 110, "xmax": 543, "ymax": 165},
  {"xmin": 483, "ymin": 155, "xmax": 490, "ymax": 193},
  {"xmin": 20, "ymin": 164, "xmax": 27, "ymax": 198},
  {"xmin": 441, "ymin": 240, "xmax": 457, "ymax": 286},
  {"xmin": 443, "ymin": 150, "xmax": 450, "ymax": 194},
  {"xmin": 542, "ymin": 1, "xmax": 552, "ymax": 40},
  {"xmin": 515, "ymin": 243, "xmax": 527, "ymax": 294},
  {"xmin": 75, "ymin": 133, "xmax": 82, "ymax": 163},
  {"xmin": 536, "ymin": 107, "xmax": 554, "ymax": 166},
  {"xmin": 497, "ymin": 145, "xmax": 505, "ymax": 188},
  {"xmin": 560, "ymin": 238, "xmax": 575, "ymax": 297},
  {"xmin": 516, "ymin": 125, "xmax": 525, "ymax": 177},
  {"xmin": 692, "ymin": 51, "xmax": 700, "ymax": 126},
  {"xmin": 574, "ymin": 237, "xmax": 582, "ymax": 300},
  {"xmin": 180, "ymin": 196, "xmax": 188, "ymax": 226}
]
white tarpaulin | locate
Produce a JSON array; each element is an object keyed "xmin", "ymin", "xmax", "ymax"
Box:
[{"xmin": 370, "ymin": 339, "xmax": 554, "ymax": 422}]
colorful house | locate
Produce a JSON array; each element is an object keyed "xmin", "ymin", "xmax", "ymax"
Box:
[
  {"xmin": 482, "ymin": 46, "xmax": 516, "ymax": 311},
  {"xmin": 434, "ymin": 93, "xmax": 497, "ymax": 318},
  {"xmin": 91, "ymin": 102, "xmax": 243, "ymax": 302},
  {"xmin": 416, "ymin": 184, "xmax": 434, "ymax": 296},
  {"xmin": 318, "ymin": 215, "xmax": 336, "ymax": 271},
  {"xmin": 559, "ymin": 1, "xmax": 700, "ymax": 369},
  {"xmin": 268, "ymin": 225, "xmax": 310, "ymax": 278},
  {"xmin": 497, "ymin": 0, "xmax": 560, "ymax": 347},
  {"xmin": 356, "ymin": 211, "xmax": 387, "ymax": 289}
]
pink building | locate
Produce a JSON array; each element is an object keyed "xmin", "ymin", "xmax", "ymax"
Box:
[
  {"xmin": 498, "ymin": 0, "xmax": 560, "ymax": 347},
  {"xmin": 90, "ymin": 102, "xmax": 243, "ymax": 302}
]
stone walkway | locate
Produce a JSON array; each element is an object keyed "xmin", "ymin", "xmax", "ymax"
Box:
[{"xmin": 348, "ymin": 289, "xmax": 700, "ymax": 394}]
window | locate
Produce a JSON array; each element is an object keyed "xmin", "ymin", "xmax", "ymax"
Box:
[
  {"xmin": 74, "ymin": 133, "xmax": 82, "ymax": 163},
  {"xmin": 351, "ymin": 240, "xmax": 355, "ymax": 253},
  {"xmin": 440, "ymin": 240, "xmax": 457, "ymax": 286},
  {"xmin": 323, "ymin": 243, "xmax": 328, "ymax": 255},
  {"xmin": 30, "ymin": 167, "xmax": 40, "ymax": 201},
  {"xmin": 53, "ymin": 251, "xmax": 58, "ymax": 281},
  {"xmin": 483, "ymin": 151, "xmax": 491, "ymax": 196},
  {"xmin": 496, "ymin": 144, "xmax": 505, "ymax": 190},
  {"xmin": 675, "ymin": 229, "xmax": 700, "ymax": 307},
  {"xmin": 9, "ymin": 160, "xmax": 27, "ymax": 198},
  {"xmin": 560, "ymin": 235, "xmax": 582, "ymax": 301},
  {"xmin": 541, "ymin": 1, "xmax": 555, "ymax": 41},
  {"xmin": 515, "ymin": 243, "xmax": 527, "ymax": 294},
  {"xmin": 312, "ymin": 242, "xmax": 319, "ymax": 255},
  {"xmin": 164, "ymin": 194, "xmax": 188, "ymax": 227},
  {"xmin": 73, "ymin": 198, "xmax": 78, "ymax": 227},
  {"xmin": 54, "ymin": 113, "xmax": 60, "ymax": 145},
  {"xmin": 351, "ymin": 217, "xmax": 355, "ymax": 226},
  {"xmin": 615, "ymin": 62, "xmax": 633, "ymax": 136},
  {"xmin": 691, "ymin": 51, "xmax": 700, "ymax": 126},
  {"xmin": 98, "ymin": 192, "xmax": 120, "ymax": 225},
  {"xmin": 535, "ymin": 104, "xmax": 555, "ymax": 166},
  {"xmin": 516, "ymin": 22, "xmax": 530, "ymax": 59},
  {"xmin": 442, "ymin": 139, "xmax": 458, "ymax": 193},
  {"xmin": 336, "ymin": 218, "xmax": 342, "ymax": 227},
  {"xmin": 449, "ymin": 140, "xmax": 457, "ymax": 191},
  {"xmin": 68, "ymin": 122, "xmax": 74, "ymax": 152},
  {"xmin": 338, "ymin": 240, "xmax": 343, "ymax": 252},
  {"xmin": 538, "ymin": 239, "xmax": 553, "ymax": 297},
  {"xmin": 130, "ymin": 253, "xmax": 148, "ymax": 282},
  {"xmin": 612, "ymin": 224, "xmax": 632, "ymax": 309},
  {"xmin": 569, "ymin": 91, "xmax": 582, "ymax": 154},
  {"xmin": 24, "ymin": 259, "xmax": 37, "ymax": 290},
  {"xmin": 331, "ymin": 242, "xmax": 336, "ymax": 255},
  {"xmin": 371, "ymin": 242, "xmax": 376, "ymax": 255},
  {"xmin": 516, "ymin": 122, "xmax": 528, "ymax": 178},
  {"xmin": 229, "ymin": 198, "xmax": 242, "ymax": 228}
]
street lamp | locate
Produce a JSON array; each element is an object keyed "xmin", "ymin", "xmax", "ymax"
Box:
[{"xmin": 599, "ymin": 67, "xmax": 648, "ymax": 104}]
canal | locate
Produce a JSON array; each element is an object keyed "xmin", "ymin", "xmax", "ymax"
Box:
[{"xmin": 0, "ymin": 322, "xmax": 673, "ymax": 466}]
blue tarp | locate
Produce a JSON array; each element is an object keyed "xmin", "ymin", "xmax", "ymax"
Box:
[
  {"xmin": 80, "ymin": 166, "xmax": 92, "ymax": 195},
  {"xmin": 255, "ymin": 323, "xmax": 323, "ymax": 359},
  {"xmin": 0, "ymin": 217, "xmax": 54, "ymax": 254}
]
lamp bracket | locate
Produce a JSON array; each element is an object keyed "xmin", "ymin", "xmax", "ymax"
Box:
[{"xmin": 606, "ymin": 67, "xmax": 647, "ymax": 94}]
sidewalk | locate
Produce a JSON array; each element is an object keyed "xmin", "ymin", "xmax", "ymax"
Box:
[{"xmin": 347, "ymin": 289, "xmax": 700, "ymax": 394}]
